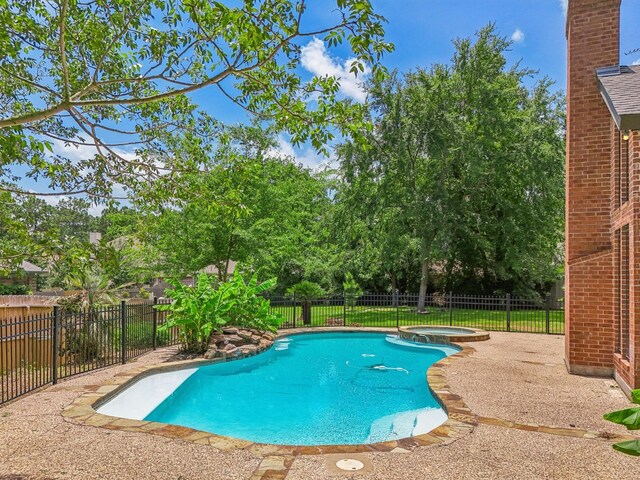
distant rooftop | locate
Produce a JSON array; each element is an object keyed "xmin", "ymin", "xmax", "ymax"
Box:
[
  {"xmin": 20, "ymin": 260, "xmax": 47, "ymax": 274},
  {"xmin": 596, "ymin": 65, "xmax": 640, "ymax": 130}
]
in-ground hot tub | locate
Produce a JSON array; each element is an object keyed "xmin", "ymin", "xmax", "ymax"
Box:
[{"xmin": 398, "ymin": 325, "xmax": 490, "ymax": 344}]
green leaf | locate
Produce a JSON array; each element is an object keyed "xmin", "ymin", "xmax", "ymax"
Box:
[
  {"xmin": 603, "ymin": 407, "xmax": 640, "ymax": 430},
  {"xmin": 612, "ymin": 439, "xmax": 640, "ymax": 456}
]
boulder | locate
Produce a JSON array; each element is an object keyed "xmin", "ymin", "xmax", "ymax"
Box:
[
  {"xmin": 226, "ymin": 347, "xmax": 242, "ymax": 358},
  {"xmin": 223, "ymin": 343, "xmax": 237, "ymax": 351},
  {"xmin": 261, "ymin": 332, "xmax": 275, "ymax": 341},
  {"xmin": 239, "ymin": 344, "xmax": 258, "ymax": 355},
  {"xmin": 222, "ymin": 327, "xmax": 238, "ymax": 335},
  {"xmin": 224, "ymin": 334, "xmax": 245, "ymax": 345},
  {"xmin": 237, "ymin": 330, "xmax": 254, "ymax": 341},
  {"xmin": 204, "ymin": 347, "xmax": 217, "ymax": 359}
]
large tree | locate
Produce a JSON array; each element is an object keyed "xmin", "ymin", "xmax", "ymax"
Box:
[
  {"xmin": 336, "ymin": 25, "xmax": 565, "ymax": 301},
  {"xmin": 141, "ymin": 124, "xmax": 338, "ymax": 290},
  {"xmin": 0, "ymin": 0, "xmax": 391, "ymax": 200}
]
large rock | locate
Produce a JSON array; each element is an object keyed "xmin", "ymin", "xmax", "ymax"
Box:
[
  {"xmin": 204, "ymin": 327, "xmax": 275, "ymax": 360},
  {"xmin": 210, "ymin": 333, "xmax": 226, "ymax": 345},
  {"xmin": 237, "ymin": 330, "xmax": 254, "ymax": 341},
  {"xmin": 239, "ymin": 344, "xmax": 258, "ymax": 356},
  {"xmin": 224, "ymin": 334, "xmax": 245, "ymax": 345},
  {"xmin": 204, "ymin": 347, "xmax": 217, "ymax": 359}
]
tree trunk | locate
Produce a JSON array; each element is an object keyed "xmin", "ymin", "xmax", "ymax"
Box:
[
  {"xmin": 302, "ymin": 301, "xmax": 312, "ymax": 325},
  {"xmin": 417, "ymin": 257, "xmax": 430, "ymax": 312},
  {"xmin": 391, "ymin": 272, "xmax": 399, "ymax": 307}
]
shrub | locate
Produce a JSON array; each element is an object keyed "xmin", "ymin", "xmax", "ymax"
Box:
[
  {"xmin": 0, "ymin": 284, "xmax": 29, "ymax": 295},
  {"xmin": 223, "ymin": 272, "xmax": 282, "ymax": 333},
  {"xmin": 156, "ymin": 274, "xmax": 232, "ymax": 354},
  {"xmin": 343, "ymin": 272, "xmax": 363, "ymax": 309},
  {"xmin": 156, "ymin": 272, "xmax": 283, "ymax": 353}
]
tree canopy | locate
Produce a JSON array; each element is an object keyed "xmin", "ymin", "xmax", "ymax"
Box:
[{"xmin": 0, "ymin": 0, "xmax": 392, "ymax": 198}]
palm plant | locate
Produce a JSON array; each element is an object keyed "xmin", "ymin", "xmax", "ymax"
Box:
[{"xmin": 287, "ymin": 281, "xmax": 325, "ymax": 325}]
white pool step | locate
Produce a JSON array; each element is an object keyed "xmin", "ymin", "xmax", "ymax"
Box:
[{"xmin": 366, "ymin": 407, "xmax": 448, "ymax": 443}]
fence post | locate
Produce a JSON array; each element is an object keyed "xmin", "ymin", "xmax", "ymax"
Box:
[
  {"xmin": 448, "ymin": 292, "xmax": 453, "ymax": 326},
  {"xmin": 152, "ymin": 297, "xmax": 158, "ymax": 350},
  {"xmin": 52, "ymin": 306, "xmax": 59, "ymax": 385},
  {"xmin": 506, "ymin": 293, "xmax": 511, "ymax": 332},
  {"xmin": 121, "ymin": 300, "xmax": 127, "ymax": 364},
  {"xmin": 545, "ymin": 295, "xmax": 550, "ymax": 334},
  {"xmin": 396, "ymin": 296, "xmax": 400, "ymax": 329},
  {"xmin": 292, "ymin": 292, "xmax": 296, "ymax": 328},
  {"xmin": 343, "ymin": 291, "xmax": 347, "ymax": 326}
]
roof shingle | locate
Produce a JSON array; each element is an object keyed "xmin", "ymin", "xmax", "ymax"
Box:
[{"xmin": 597, "ymin": 65, "xmax": 640, "ymax": 130}]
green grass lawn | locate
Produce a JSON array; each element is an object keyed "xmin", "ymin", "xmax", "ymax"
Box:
[{"xmin": 270, "ymin": 305, "xmax": 564, "ymax": 334}]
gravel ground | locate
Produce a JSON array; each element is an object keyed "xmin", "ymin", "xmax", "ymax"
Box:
[
  {"xmin": 0, "ymin": 333, "xmax": 638, "ymax": 479},
  {"xmin": 287, "ymin": 425, "xmax": 640, "ymax": 480},
  {"xmin": 0, "ymin": 348, "xmax": 260, "ymax": 480},
  {"xmin": 445, "ymin": 332, "xmax": 632, "ymax": 434}
]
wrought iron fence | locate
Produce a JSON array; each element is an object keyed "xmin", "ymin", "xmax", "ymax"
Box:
[
  {"xmin": 1, "ymin": 292, "xmax": 563, "ymax": 406},
  {"xmin": 270, "ymin": 292, "xmax": 565, "ymax": 335},
  {"xmin": 0, "ymin": 299, "xmax": 178, "ymax": 406}
]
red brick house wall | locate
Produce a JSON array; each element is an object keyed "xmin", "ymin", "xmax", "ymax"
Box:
[
  {"xmin": 566, "ymin": 0, "xmax": 640, "ymax": 392},
  {"xmin": 565, "ymin": 0, "xmax": 620, "ymax": 377}
]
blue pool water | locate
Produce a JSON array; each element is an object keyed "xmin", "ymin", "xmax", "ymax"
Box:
[{"xmin": 144, "ymin": 332, "xmax": 458, "ymax": 445}]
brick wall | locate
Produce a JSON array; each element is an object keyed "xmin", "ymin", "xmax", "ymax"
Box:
[{"xmin": 565, "ymin": 0, "xmax": 621, "ymax": 376}]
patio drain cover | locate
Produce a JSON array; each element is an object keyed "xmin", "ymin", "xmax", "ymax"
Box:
[{"xmin": 336, "ymin": 459, "xmax": 365, "ymax": 471}]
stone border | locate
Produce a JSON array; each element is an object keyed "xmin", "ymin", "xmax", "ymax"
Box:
[
  {"xmin": 399, "ymin": 325, "xmax": 490, "ymax": 343},
  {"xmin": 62, "ymin": 328, "xmax": 478, "ymax": 461}
]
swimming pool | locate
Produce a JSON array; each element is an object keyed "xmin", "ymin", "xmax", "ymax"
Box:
[{"xmin": 97, "ymin": 332, "xmax": 459, "ymax": 445}]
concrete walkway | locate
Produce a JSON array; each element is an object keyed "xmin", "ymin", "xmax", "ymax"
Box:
[{"xmin": 1, "ymin": 332, "xmax": 639, "ymax": 479}]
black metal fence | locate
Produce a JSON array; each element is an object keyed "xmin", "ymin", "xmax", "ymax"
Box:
[
  {"xmin": 1, "ymin": 292, "xmax": 564, "ymax": 406},
  {"xmin": 0, "ymin": 299, "xmax": 178, "ymax": 406},
  {"xmin": 269, "ymin": 292, "xmax": 565, "ymax": 335}
]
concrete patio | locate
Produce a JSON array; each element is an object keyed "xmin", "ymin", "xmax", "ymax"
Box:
[{"xmin": 1, "ymin": 332, "xmax": 639, "ymax": 479}]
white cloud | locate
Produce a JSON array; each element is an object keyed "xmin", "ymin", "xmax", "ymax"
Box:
[
  {"xmin": 267, "ymin": 135, "xmax": 333, "ymax": 169},
  {"xmin": 560, "ymin": 0, "xmax": 568, "ymax": 15},
  {"xmin": 300, "ymin": 38, "xmax": 369, "ymax": 103},
  {"xmin": 633, "ymin": 58, "xmax": 640, "ymax": 66},
  {"xmin": 511, "ymin": 28, "xmax": 525, "ymax": 43}
]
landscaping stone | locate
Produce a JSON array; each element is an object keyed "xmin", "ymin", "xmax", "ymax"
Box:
[
  {"xmin": 324, "ymin": 317, "xmax": 343, "ymax": 326},
  {"xmin": 224, "ymin": 334, "xmax": 245, "ymax": 345},
  {"xmin": 204, "ymin": 348, "xmax": 217, "ymax": 359},
  {"xmin": 239, "ymin": 345, "xmax": 258, "ymax": 355},
  {"xmin": 237, "ymin": 330, "xmax": 254, "ymax": 341},
  {"xmin": 204, "ymin": 328, "xmax": 275, "ymax": 362}
]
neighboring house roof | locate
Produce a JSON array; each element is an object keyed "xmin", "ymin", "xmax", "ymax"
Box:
[
  {"xmin": 201, "ymin": 261, "xmax": 237, "ymax": 276},
  {"xmin": 20, "ymin": 260, "xmax": 47, "ymax": 274},
  {"xmin": 597, "ymin": 65, "xmax": 640, "ymax": 130}
]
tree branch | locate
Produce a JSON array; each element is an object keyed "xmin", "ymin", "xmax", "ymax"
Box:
[{"xmin": 59, "ymin": 0, "xmax": 70, "ymax": 101}]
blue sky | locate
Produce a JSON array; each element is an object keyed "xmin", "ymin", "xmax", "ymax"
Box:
[
  {"xmin": 13, "ymin": 0, "xmax": 640, "ymax": 207},
  {"xmin": 192, "ymin": 0, "xmax": 640, "ymax": 166}
]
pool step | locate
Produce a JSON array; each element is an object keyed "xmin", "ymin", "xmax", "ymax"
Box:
[{"xmin": 366, "ymin": 407, "xmax": 449, "ymax": 443}]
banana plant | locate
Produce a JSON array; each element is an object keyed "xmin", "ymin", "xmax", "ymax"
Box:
[{"xmin": 604, "ymin": 389, "xmax": 640, "ymax": 456}]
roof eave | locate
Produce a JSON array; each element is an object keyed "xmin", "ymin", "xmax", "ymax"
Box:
[
  {"xmin": 597, "ymin": 78, "xmax": 623, "ymax": 129},
  {"xmin": 597, "ymin": 78, "xmax": 640, "ymax": 131}
]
